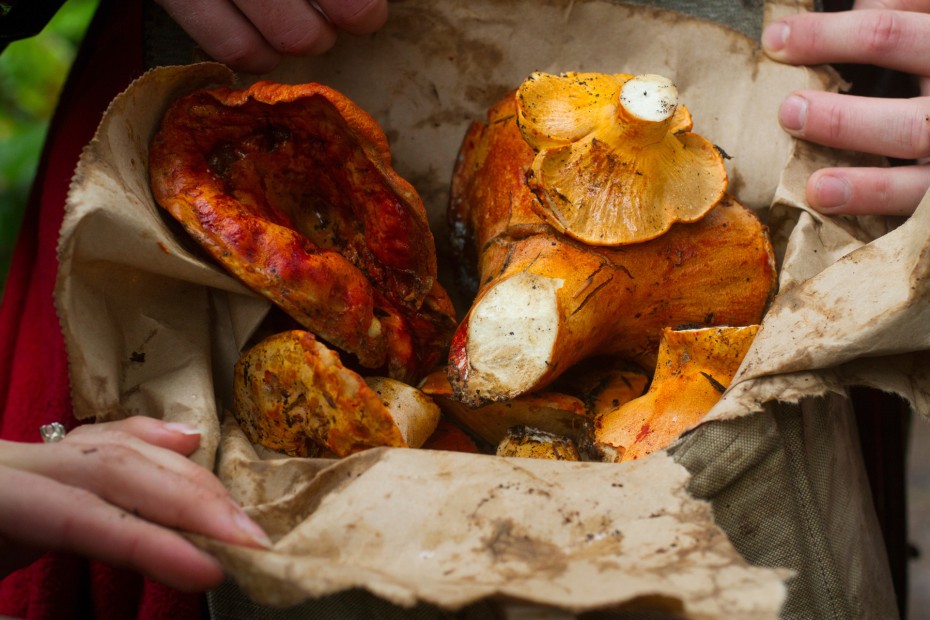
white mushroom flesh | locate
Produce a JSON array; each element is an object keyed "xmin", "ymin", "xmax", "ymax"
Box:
[
  {"xmin": 466, "ymin": 271, "xmax": 563, "ymax": 401},
  {"xmin": 619, "ymin": 74, "xmax": 678, "ymax": 123}
]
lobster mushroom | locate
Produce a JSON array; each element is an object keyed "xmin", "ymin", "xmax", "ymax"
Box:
[
  {"xmin": 150, "ymin": 81, "xmax": 456, "ymax": 383},
  {"xmin": 233, "ymin": 330, "xmax": 440, "ymax": 458},
  {"xmin": 447, "ymin": 76, "xmax": 776, "ymax": 407},
  {"xmin": 595, "ymin": 325, "xmax": 759, "ymax": 462}
]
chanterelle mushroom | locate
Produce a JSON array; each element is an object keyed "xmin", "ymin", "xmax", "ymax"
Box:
[{"xmin": 516, "ymin": 71, "xmax": 727, "ymax": 246}]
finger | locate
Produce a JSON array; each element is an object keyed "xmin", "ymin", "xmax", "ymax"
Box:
[
  {"xmin": 154, "ymin": 0, "xmax": 282, "ymax": 73},
  {"xmin": 314, "ymin": 0, "xmax": 389, "ymax": 35},
  {"xmin": 67, "ymin": 430, "xmax": 233, "ymax": 501},
  {"xmin": 231, "ymin": 0, "xmax": 337, "ymax": 56},
  {"xmin": 68, "ymin": 417, "xmax": 203, "ymax": 457},
  {"xmin": 1, "ymin": 439, "xmax": 271, "ymax": 550},
  {"xmin": 762, "ymin": 10, "xmax": 930, "ymax": 77},
  {"xmin": 778, "ymin": 90, "xmax": 930, "ymax": 160},
  {"xmin": 806, "ymin": 164, "xmax": 930, "ymax": 215},
  {"xmin": 0, "ymin": 465, "xmax": 224, "ymax": 591},
  {"xmin": 63, "ymin": 421, "xmax": 230, "ymax": 500}
]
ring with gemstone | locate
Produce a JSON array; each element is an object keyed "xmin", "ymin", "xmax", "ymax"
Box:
[{"xmin": 39, "ymin": 422, "xmax": 67, "ymax": 443}]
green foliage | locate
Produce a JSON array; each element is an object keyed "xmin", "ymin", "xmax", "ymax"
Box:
[{"xmin": 0, "ymin": 0, "xmax": 98, "ymax": 295}]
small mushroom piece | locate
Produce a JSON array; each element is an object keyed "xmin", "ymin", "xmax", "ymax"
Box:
[
  {"xmin": 550, "ymin": 357, "xmax": 650, "ymax": 418},
  {"xmin": 420, "ymin": 418, "xmax": 481, "ymax": 453},
  {"xmin": 364, "ymin": 376, "xmax": 441, "ymax": 450},
  {"xmin": 595, "ymin": 325, "xmax": 759, "ymax": 462},
  {"xmin": 516, "ymin": 72, "xmax": 727, "ymax": 246},
  {"xmin": 233, "ymin": 330, "xmax": 438, "ymax": 458},
  {"xmin": 419, "ymin": 369, "xmax": 591, "ymax": 447},
  {"xmin": 496, "ymin": 426, "xmax": 581, "ymax": 461}
]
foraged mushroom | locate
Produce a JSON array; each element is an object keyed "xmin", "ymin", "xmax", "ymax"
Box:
[
  {"xmin": 419, "ymin": 369, "xmax": 591, "ymax": 447},
  {"xmin": 233, "ymin": 330, "xmax": 440, "ymax": 458},
  {"xmin": 365, "ymin": 375, "xmax": 441, "ymax": 451},
  {"xmin": 595, "ymin": 325, "xmax": 759, "ymax": 462},
  {"xmin": 550, "ymin": 357, "xmax": 650, "ymax": 418},
  {"xmin": 447, "ymin": 85, "xmax": 775, "ymax": 406},
  {"xmin": 447, "ymin": 198, "xmax": 776, "ymax": 406},
  {"xmin": 516, "ymin": 72, "xmax": 727, "ymax": 246},
  {"xmin": 420, "ymin": 418, "xmax": 481, "ymax": 453},
  {"xmin": 496, "ymin": 426, "xmax": 581, "ymax": 461},
  {"xmin": 150, "ymin": 81, "xmax": 456, "ymax": 382}
]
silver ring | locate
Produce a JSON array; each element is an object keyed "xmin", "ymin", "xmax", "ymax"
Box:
[{"xmin": 39, "ymin": 422, "xmax": 67, "ymax": 443}]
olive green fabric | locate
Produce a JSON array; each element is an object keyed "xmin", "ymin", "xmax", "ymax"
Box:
[
  {"xmin": 668, "ymin": 396, "xmax": 898, "ymax": 619},
  {"xmin": 621, "ymin": 0, "xmax": 766, "ymax": 39}
]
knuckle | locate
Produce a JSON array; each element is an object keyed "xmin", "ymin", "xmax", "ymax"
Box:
[
  {"xmin": 330, "ymin": 0, "xmax": 384, "ymax": 29},
  {"xmin": 53, "ymin": 485, "xmax": 101, "ymax": 545},
  {"xmin": 270, "ymin": 24, "xmax": 327, "ymax": 55},
  {"xmin": 860, "ymin": 11, "xmax": 904, "ymax": 55},
  {"xmin": 211, "ymin": 37, "xmax": 278, "ymax": 72},
  {"xmin": 120, "ymin": 525, "xmax": 149, "ymax": 573},
  {"xmin": 93, "ymin": 444, "xmax": 139, "ymax": 470},
  {"xmin": 867, "ymin": 174, "xmax": 894, "ymax": 206},
  {"xmin": 175, "ymin": 461, "xmax": 220, "ymax": 490},
  {"xmin": 825, "ymin": 102, "xmax": 849, "ymax": 144}
]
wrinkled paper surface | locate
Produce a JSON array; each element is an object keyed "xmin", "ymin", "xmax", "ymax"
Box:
[{"xmin": 55, "ymin": 0, "xmax": 927, "ymax": 617}]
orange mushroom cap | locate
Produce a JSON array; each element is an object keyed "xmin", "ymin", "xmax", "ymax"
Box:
[
  {"xmin": 594, "ymin": 324, "xmax": 759, "ymax": 462},
  {"xmin": 516, "ymin": 71, "xmax": 728, "ymax": 246},
  {"xmin": 150, "ymin": 81, "xmax": 455, "ymax": 381}
]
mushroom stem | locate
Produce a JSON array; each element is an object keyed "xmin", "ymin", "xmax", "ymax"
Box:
[
  {"xmin": 619, "ymin": 74, "xmax": 678, "ymax": 123},
  {"xmin": 614, "ymin": 74, "xmax": 679, "ymax": 145},
  {"xmin": 365, "ymin": 376, "xmax": 441, "ymax": 449}
]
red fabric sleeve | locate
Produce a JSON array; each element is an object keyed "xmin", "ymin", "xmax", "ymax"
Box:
[{"xmin": 0, "ymin": 0, "xmax": 204, "ymax": 617}]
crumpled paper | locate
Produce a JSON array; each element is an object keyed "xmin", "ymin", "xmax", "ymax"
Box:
[{"xmin": 55, "ymin": 0, "xmax": 924, "ymax": 617}]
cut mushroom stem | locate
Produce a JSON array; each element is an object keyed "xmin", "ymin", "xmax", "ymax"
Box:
[
  {"xmin": 619, "ymin": 74, "xmax": 678, "ymax": 124},
  {"xmin": 365, "ymin": 376, "xmax": 441, "ymax": 449}
]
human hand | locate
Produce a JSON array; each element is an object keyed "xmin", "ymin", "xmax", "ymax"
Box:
[
  {"xmin": 762, "ymin": 0, "xmax": 930, "ymax": 216},
  {"xmin": 0, "ymin": 417, "xmax": 271, "ymax": 592},
  {"xmin": 154, "ymin": 0, "xmax": 389, "ymax": 74}
]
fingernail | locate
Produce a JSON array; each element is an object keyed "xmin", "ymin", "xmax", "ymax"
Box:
[
  {"xmin": 231, "ymin": 504, "xmax": 273, "ymax": 548},
  {"xmin": 779, "ymin": 94, "xmax": 808, "ymax": 132},
  {"xmin": 164, "ymin": 422, "xmax": 202, "ymax": 436},
  {"xmin": 813, "ymin": 174, "xmax": 851, "ymax": 210},
  {"xmin": 762, "ymin": 22, "xmax": 789, "ymax": 53}
]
